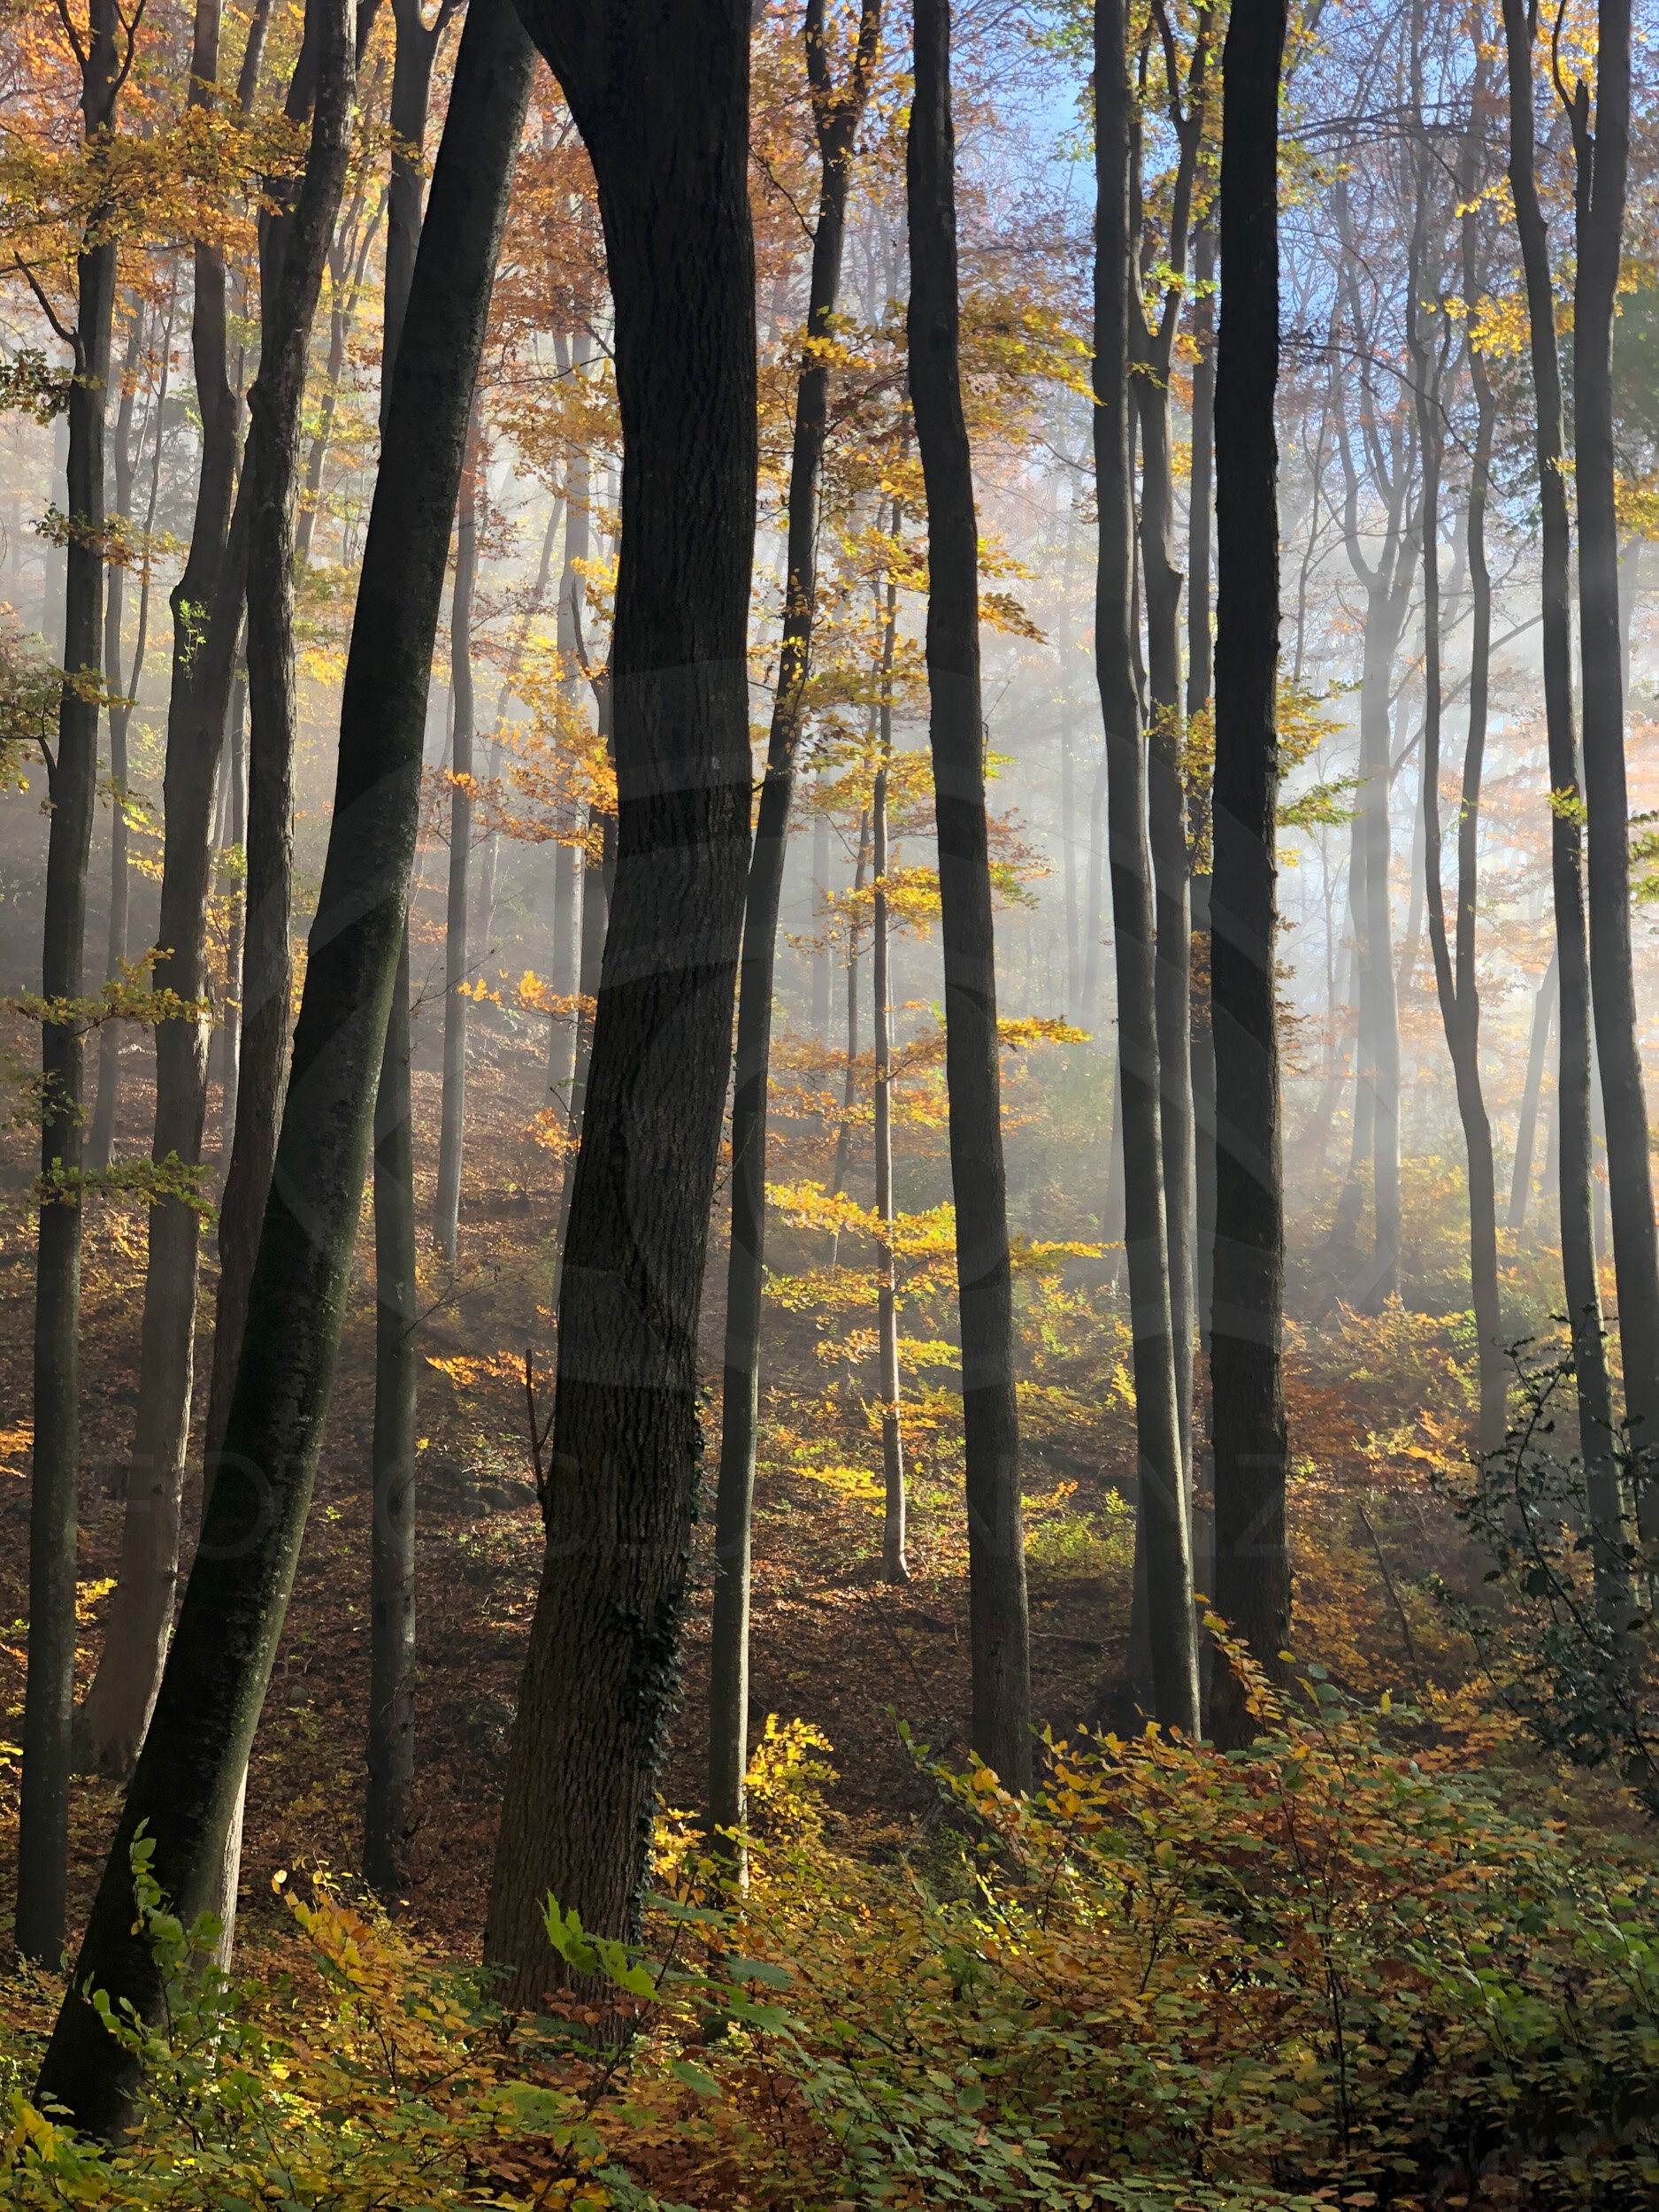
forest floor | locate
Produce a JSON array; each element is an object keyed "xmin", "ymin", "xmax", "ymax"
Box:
[{"xmin": 0, "ymin": 1010, "xmax": 1129, "ymax": 1985}]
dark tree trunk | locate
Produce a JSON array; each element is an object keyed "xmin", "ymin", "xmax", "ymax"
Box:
[
  {"xmin": 710, "ymin": 0, "xmax": 880, "ymax": 1849},
  {"xmin": 483, "ymin": 0, "xmax": 757, "ymax": 2004},
  {"xmin": 1500, "ymin": 0, "xmax": 1622, "ymax": 1598},
  {"xmin": 1208, "ymin": 0, "xmax": 1290, "ymax": 1749},
  {"xmin": 1093, "ymin": 0, "xmax": 1197, "ymax": 1735},
  {"xmin": 17, "ymin": 0, "xmax": 120, "ymax": 1965},
  {"xmin": 435, "ymin": 419, "xmax": 480, "ymax": 1263},
  {"xmin": 1509, "ymin": 950, "xmax": 1557, "ymax": 1231},
  {"xmin": 73, "ymin": 0, "xmax": 249, "ymax": 1784},
  {"xmin": 1567, "ymin": 0, "xmax": 1659, "ymax": 1522},
  {"xmin": 219, "ymin": 667, "xmax": 247, "ymax": 1161},
  {"xmin": 35, "ymin": 0, "xmax": 530, "ymax": 2132},
  {"xmin": 909, "ymin": 0, "xmax": 1031, "ymax": 1786}
]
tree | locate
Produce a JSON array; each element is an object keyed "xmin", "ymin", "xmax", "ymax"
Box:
[
  {"xmin": 35, "ymin": 0, "xmax": 532, "ymax": 2132},
  {"xmin": 17, "ymin": 0, "xmax": 127, "ymax": 1966},
  {"xmin": 908, "ymin": 0, "xmax": 1032, "ymax": 1787},
  {"xmin": 1093, "ymin": 0, "xmax": 1199, "ymax": 1738},
  {"xmin": 1563, "ymin": 0, "xmax": 1659, "ymax": 1525},
  {"xmin": 1208, "ymin": 0, "xmax": 1290, "ymax": 1747},
  {"xmin": 434, "ymin": 408, "xmax": 481, "ymax": 1263},
  {"xmin": 73, "ymin": 0, "xmax": 254, "ymax": 1783},
  {"xmin": 484, "ymin": 0, "xmax": 757, "ymax": 2005},
  {"xmin": 710, "ymin": 0, "xmax": 881, "ymax": 1853},
  {"xmin": 1500, "ymin": 0, "xmax": 1622, "ymax": 1602}
]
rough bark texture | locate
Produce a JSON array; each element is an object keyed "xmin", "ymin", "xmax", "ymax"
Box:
[
  {"xmin": 73, "ymin": 0, "xmax": 247, "ymax": 1782},
  {"xmin": 484, "ymin": 0, "xmax": 757, "ymax": 2004},
  {"xmin": 18, "ymin": 0, "xmax": 119, "ymax": 1965},
  {"xmin": 710, "ymin": 0, "xmax": 879, "ymax": 1847},
  {"xmin": 909, "ymin": 0, "xmax": 1032, "ymax": 1786},
  {"xmin": 1093, "ymin": 0, "xmax": 1198, "ymax": 1737},
  {"xmin": 35, "ymin": 0, "xmax": 530, "ymax": 2131},
  {"xmin": 1568, "ymin": 0, "xmax": 1659, "ymax": 1518},
  {"xmin": 1208, "ymin": 0, "xmax": 1290, "ymax": 1750},
  {"xmin": 1501, "ymin": 0, "xmax": 1622, "ymax": 1591}
]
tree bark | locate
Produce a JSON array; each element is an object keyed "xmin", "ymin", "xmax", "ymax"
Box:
[
  {"xmin": 219, "ymin": 666, "xmax": 247, "ymax": 1162},
  {"xmin": 73, "ymin": 0, "xmax": 249, "ymax": 1784},
  {"xmin": 483, "ymin": 0, "xmax": 756, "ymax": 2004},
  {"xmin": 1500, "ymin": 0, "xmax": 1623, "ymax": 1600},
  {"xmin": 1566, "ymin": 0, "xmax": 1659, "ymax": 1522},
  {"xmin": 36, "ymin": 0, "xmax": 530, "ymax": 2132},
  {"xmin": 909, "ymin": 0, "xmax": 1031, "ymax": 1785},
  {"xmin": 17, "ymin": 0, "xmax": 120, "ymax": 1964},
  {"xmin": 710, "ymin": 0, "xmax": 880, "ymax": 1849},
  {"xmin": 434, "ymin": 414, "xmax": 480, "ymax": 1263},
  {"xmin": 1093, "ymin": 0, "xmax": 1198, "ymax": 1737},
  {"xmin": 1208, "ymin": 0, "xmax": 1290, "ymax": 1749}
]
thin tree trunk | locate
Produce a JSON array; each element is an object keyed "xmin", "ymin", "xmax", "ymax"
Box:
[
  {"xmin": 88, "ymin": 306, "xmax": 146, "ymax": 1174},
  {"xmin": 710, "ymin": 0, "xmax": 880, "ymax": 1847},
  {"xmin": 434, "ymin": 414, "xmax": 480, "ymax": 1263},
  {"xmin": 219, "ymin": 665, "xmax": 247, "ymax": 1162},
  {"xmin": 828, "ymin": 808, "xmax": 869, "ymax": 1226},
  {"xmin": 1094, "ymin": 0, "xmax": 1197, "ymax": 1736},
  {"xmin": 1566, "ymin": 0, "xmax": 1659, "ymax": 1525},
  {"xmin": 1501, "ymin": 0, "xmax": 1623, "ymax": 1603},
  {"xmin": 18, "ymin": 0, "xmax": 120, "ymax": 1964},
  {"xmin": 1208, "ymin": 0, "xmax": 1290, "ymax": 1748},
  {"xmin": 909, "ymin": 0, "xmax": 1031, "ymax": 1785},
  {"xmin": 873, "ymin": 505, "xmax": 908, "ymax": 1586},
  {"xmin": 36, "ymin": 0, "xmax": 528, "ymax": 2131},
  {"xmin": 1509, "ymin": 949, "xmax": 1557, "ymax": 1230},
  {"xmin": 813, "ymin": 802, "xmax": 833, "ymax": 1045},
  {"xmin": 73, "ymin": 0, "xmax": 249, "ymax": 1784},
  {"xmin": 1081, "ymin": 740, "xmax": 1106, "ymax": 1026},
  {"xmin": 483, "ymin": 0, "xmax": 757, "ymax": 2005}
]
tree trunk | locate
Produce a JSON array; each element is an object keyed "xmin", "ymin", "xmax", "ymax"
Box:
[
  {"xmin": 873, "ymin": 509, "xmax": 908, "ymax": 1586},
  {"xmin": 434, "ymin": 415, "xmax": 480, "ymax": 1263},
  {"xmin": 483, "ymin": 0, "xmax": 756, "ymax": 2005},
  {"xmin": 710, "ymin": 0, "xmax": 880, "ymax": 1850},
  {"xmin": 1568, "ymin": 0, "xmax": 1659, "ymax": 1525},
  {"xmin": 1509, "ymin": 950, "xmax": 1557, "ymax": 1230},
  {"xmin": 17, "ymin": 0, "xmax": 120, "ymax": 1964},
  {"xmin": 1415, "ymin": 117, "xmax": 1505, "ymax": 1455},
  {"xmin": 813, "ymin": 803, "xmax": 833, "ymax": 1045},
  {"xmin": 909, "ymin": 0, "xmax": 1031, "ymax": 1786},
  {"xmin": 204, "ymin": 0, "xmax": 355, "ymax": 1473},
  {"xmin": 88, "ymin": 306, "xmax": 147, "ymax": 1175},
  {"xmin": 1093, "ymin": 0, "xmax": 1197, "ymax": 1738},
  {"xmin": 73, "ymin": 0, "xmax": 249, "ymax": 1784},
  {"xmin": 36, "ymin": 0, "xmax": 529, "ymax": 2132},
  {"xmin": 219, "ymin": 667, "xmax": 247, "ymax": 1162},
  {"xmin": 1500, "ymin": 0, "xmax": 1623, "ymax": 1601},
  {"xmin": 1208, "ymin": 0, "xmax": 1290, "ymax": 1749}
]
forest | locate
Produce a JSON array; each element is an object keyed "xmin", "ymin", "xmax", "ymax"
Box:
[{"xmin": 1, "ymin": 0, "xmax": 1659, "ymax": 2198}]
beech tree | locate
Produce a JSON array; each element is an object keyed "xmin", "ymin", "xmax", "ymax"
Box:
[
  {"xmin": 1209, "ymin": 0, "xmax": 1290, "ymax": 1747},
  {"xmin": 35, "ymin": 0, "xmax": 532, "ymax": 2133}
]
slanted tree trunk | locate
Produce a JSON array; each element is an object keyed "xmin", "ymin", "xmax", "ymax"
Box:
[
  {"xmin": 88, "ymin": 305, "xmax": 147, "ymax": 1174},
  {"xmin": 1566, "ymin": 0, "xmax": 1659, "ymax": 1524},
  {"xmin": 1509, "ymin": 949, "xmax": 1558, "ymax": 1231},
  {"xmin": 909, "ymin": 0, "xmax": 1031, "ymax": 1785},
  {"xmin": 73, "ymin": 0, "xmax": 250, "ymax": 1785},
  {"xmin": 17, "ymin": 0, "xmax": 120, "ymax": 1965},
  {"xmin": 35, "ymin": 0, "xmax": 530, "ymax": 2133},
  {"xmin": 1501, "ymin": 0, "xmax": 1623, "ymax": 1603},
  {"xmin": 1208, "ymin": 0, "xmax": 1290, "ymax": 1749},
  {"xmin": 710, "ymin": 0, "xmax": 880, "ymax": 1849},
  {"xmin": 295, "ymin": 178, "xmax": 385, "ymax": 566},
  {"xmin": 483, "ymin": 0, "xmax": 756, "ymax": 2004},
  {"xmin": 1093, "ymin": 0, "xmax": 1198, "ymax": 1737},
  {"xmin": 434, "ymin": 415, "xmax": 480, "ymax": 1263}
]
